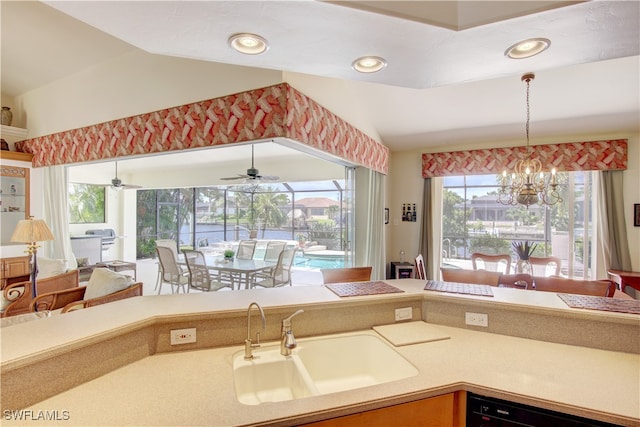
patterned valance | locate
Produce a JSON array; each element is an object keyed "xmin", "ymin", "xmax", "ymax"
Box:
[
  {"xmin": 16, "ymin": 83, "xmax": 389, "ymax": 174},
  {"xmin": 422, "ymin": 139, "xmax": 627, "ymax": 178}
]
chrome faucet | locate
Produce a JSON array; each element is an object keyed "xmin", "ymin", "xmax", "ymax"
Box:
[
  {"xmin": 244, "ymin": 302, "xmax": 266, "ymax": 360},
  {"xmin": 280, "ymin": 309, "xmax": 304, "ymax": 356}
]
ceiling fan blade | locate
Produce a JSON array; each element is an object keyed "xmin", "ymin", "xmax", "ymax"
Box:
[
  {"xmin": 220, "ymin": 174, "xmax": 249, "ymax": 181},
  {"xmin": 258, "ymin": 175, "xmax": 280, "ymax": 181}
]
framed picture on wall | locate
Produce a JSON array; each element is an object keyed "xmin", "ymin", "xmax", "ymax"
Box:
[{"xmin": 635, "ymin": 204, "xmax": 640, "ymax": 227}]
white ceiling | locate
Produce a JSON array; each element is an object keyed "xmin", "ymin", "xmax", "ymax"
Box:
[{"xmin": 1, "ymin": 0, "xmax": 639, "ymax": 176}]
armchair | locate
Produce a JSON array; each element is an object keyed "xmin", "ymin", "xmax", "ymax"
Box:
[
  {"xmin": 1, "ymin": 269, "xmax": 79, "ymax": 317},
  {"xmin": 31, "ymin": 282, "xmax": 143, "ymax": 313}
]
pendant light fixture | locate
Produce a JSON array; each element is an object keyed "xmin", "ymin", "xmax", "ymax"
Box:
[{"xmin": 497, "ymin": 73, "xmax": 562, "ymax": 208}]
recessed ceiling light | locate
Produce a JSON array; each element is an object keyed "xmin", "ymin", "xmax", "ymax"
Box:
[
  {"xmin": 505, "ymin": 38, "xmax": 551, "ymax": 59},
  {"xmin": 228, "ymin": 33, "xmax": 269, "ymax": 55},
  {"xmin": 352, "ymin": 56, "xmax": 387, "ymax": 73}
]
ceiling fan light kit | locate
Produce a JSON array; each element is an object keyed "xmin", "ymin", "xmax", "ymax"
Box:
[{"xmin": 108, "ymin": 161, "xmax": 142, "ymax": 190}]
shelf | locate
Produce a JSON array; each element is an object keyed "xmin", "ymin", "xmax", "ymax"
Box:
[
  {"xmin": 0, "ymin": 125, "xmax": 28, "ymax": 141},
  {"xmin": 0, "ymin": 151, "xmax": 33, "ymax": 162}
]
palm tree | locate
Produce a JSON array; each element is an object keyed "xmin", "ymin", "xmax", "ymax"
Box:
[{"xmin": 254, "ymin": 192, "xmax": 290, "ymax": 238}]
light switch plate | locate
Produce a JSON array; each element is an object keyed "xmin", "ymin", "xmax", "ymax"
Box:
[{"xmin": 395, "ymin": 307, "xmax": 412, "ymax": 321}]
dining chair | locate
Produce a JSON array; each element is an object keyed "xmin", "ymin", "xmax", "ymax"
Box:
[
  {"xmin": 532, "ymin": 276, "xmax": 616, "ymax": 297},
  {"xmin": 156, "ymin": 246, "xmax": 190, "ymax": 294},
  {"xmin": 471, "ymin": 253, "xmax": 512, "ymax": 274},
  {"xmin": 182, "ymin": 249, "xmax": 232, "ymax": 292},
  {"xmin": 236, "ymin": 240, "xmax": 257, "ymax": 260},
  {"xmin": 414, "ymin": 254, "xmax": 426, "ymax": 280},
  {"xmin": 498, "ymin": 273, "xmax": 533, "ymax": 289},
  {"xmin": 155, "ymin": 239, "xmax": 187, "ymax": 291},
  {"xmin": 527, "ymin": 256, "xmax": 562, "ymax": 277},
  {"xmin": 252, "ymin": 248, "xmax": 297, "ymax": 288},
  {"xmin": 263, "ymin": 241, "xmax": 286, "ymax": 262},
  {"xmin": 321, "ymin": 266, "xmax": 372, "ymax": 284},
  {"xmin": 440, "ymin": 267, "xmax": 501, "ymax": 286}
]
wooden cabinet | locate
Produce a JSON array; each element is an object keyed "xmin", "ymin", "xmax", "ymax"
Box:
[
  {"xmin": 1, "ymin": 255, "xmax": 31, "ymax": 289},
  {"xmin": 0, "ymin": 163, "xmax": 31, "ymax": 245},
  {"xmin": 301, "ymin": 392, "xmax": 465, "ymax": 427}
]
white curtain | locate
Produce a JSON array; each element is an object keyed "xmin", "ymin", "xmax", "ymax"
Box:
[
  {"xmin": 43, "ymin": 165, "xmax": 77, "ymax": 269},
  {"xmin": 356, "ymin": 168, "xmax": 386, "ymax": 280},
  {"xmin": 596, "ymin": 171, "xmax": 632, "ymax": 278},
  {"xmin": 419, "ymin": 177, "xmax": 443, "ymax": 279}
]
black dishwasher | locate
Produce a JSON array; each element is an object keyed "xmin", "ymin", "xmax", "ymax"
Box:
[{"xmin": 466, "ymin": 392, "xmax": 622, "ymax": 427}]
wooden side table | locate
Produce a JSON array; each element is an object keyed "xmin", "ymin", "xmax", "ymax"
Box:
[
  {"xmin": 607, "ymin": 269, "xmax": 640, "ymax": 293},
  {"xmin": 96, "ymin": 260, "xmax": 137, "ymax": 280}
]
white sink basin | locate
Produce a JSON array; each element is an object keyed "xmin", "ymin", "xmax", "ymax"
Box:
[{"xmin": 233, "ymin": 334, "xmax": 418, "ymax": 405}]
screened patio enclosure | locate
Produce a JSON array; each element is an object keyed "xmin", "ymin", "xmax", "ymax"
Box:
[{"xmin": 136, "ymin": 179, "xmax": 353, "ymax": 268}]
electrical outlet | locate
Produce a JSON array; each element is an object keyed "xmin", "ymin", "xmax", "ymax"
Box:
[
  {"xmin": 465, "ymin": 312, "xmax": 488, "ymax": 327},
  {"xmin": 170, "ymin": 328, "xmax": 196, "ymax": 345},
  {"xmin": 395, "ymin": 307, "xmax": 412, "ymax": 321}
]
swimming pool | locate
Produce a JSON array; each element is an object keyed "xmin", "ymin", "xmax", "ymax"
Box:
[{"xmin": 252, "ymin": 247, "xmax": 344, "ymax": 269}]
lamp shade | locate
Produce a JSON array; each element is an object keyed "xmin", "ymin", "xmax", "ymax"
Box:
[{"xmin": 10, "ymin": 217, "xmax": 54, "ymax": 243}]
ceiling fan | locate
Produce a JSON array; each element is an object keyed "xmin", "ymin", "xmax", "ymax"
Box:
[
  {"xmin": 220, "ymin": 144, "xmax": 280, "ymax": 182},
  {"xmin": 105, "ymin": 161, "xmax": 142, "ymax": 189}
]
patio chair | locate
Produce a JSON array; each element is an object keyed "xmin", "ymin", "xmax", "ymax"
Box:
[
  {"xmin": 155, "ymin": 239, "xmax": 187, "ymax": 291},
  {"xmin": 182, "ymin": 249, "xmax": 231, "ymax": 291},
  {"xmin": 263, "ymin": 241, "xmax": 286, "ymax": 262},
  {"xmin": 471, "ymin": 253, "xmax": 512, "ymax": 274},
  {"xmin": 156, "ymin": 246, "xmax": 190, "ymax": 294},
  {"xmin": 236, "ymin": 240, "xmax": 257, "ymax": 260},
  {"xmin": 252, "ymin": 248, "xmax": 296, "ymax": 288}
]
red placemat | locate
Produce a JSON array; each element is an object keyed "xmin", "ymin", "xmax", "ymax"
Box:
[
  {"xmin": 325, "ymin": 281, "xmax": 404, "ymax": 297},
  {"xmin": 557, "ymin": 293, "xmax": 640, "ymax": 315},
  {"xmin": 424, "ymin": 280, "xmax": 494, "ymax": 297}
]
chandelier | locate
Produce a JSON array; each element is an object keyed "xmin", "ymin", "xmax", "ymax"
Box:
[{"xmin": 497, "ymin": 73, "xmax": 562, "ymax": 208}]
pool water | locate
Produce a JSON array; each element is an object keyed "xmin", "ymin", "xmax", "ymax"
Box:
[{"xmin": 252, "ymin": 248, "xmax": 344, "ymax": 269}]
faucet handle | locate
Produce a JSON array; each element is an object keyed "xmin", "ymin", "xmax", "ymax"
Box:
[{"xmin": 282, "ymin": 309, "xmax": 304, "ymax": 328}]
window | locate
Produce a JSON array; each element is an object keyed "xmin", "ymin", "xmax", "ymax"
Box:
[
  {"xmin": 68, "ymin": 183, "xmax": 106, "ymax": 224},
  {"xmin": 135, "ymin": 180, "xmax": 346, "ymax": 259},
  {"xmin": 441, "ymin": 171, "xmax": 595, "ymax": 279}
]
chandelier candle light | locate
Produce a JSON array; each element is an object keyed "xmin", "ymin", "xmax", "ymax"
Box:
[
  {"xmin": 10, "ymin": 216, "xmax": 55, "ymax": 306},
  {"xmin": 497, "ymin": 73, "xmax": 562, "ymax": 208}
]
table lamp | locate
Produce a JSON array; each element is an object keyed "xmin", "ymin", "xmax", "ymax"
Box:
[{"xmin": 10, "ymin": 216, "xmax": 55, "ymax": 302}]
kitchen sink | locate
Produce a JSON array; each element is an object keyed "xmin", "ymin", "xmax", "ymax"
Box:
[{"xmin": 233, "ymin": 333, "xmax": 418, "ymax": 405}]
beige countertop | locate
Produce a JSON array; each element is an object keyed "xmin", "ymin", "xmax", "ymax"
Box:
[
  {"xmin": 3, "ymin": 326, "xmax": 639, "ymax": 426},
  {"xmin": 1, "ymin": 280, "xmax": 639, "ymax": 426}
]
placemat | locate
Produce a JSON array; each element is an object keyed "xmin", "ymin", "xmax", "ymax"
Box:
[
  {"xmin": 424, "ymin": 280, "xmax": 494, "ymax": 297},
  {"xmin": 557, "ymin": 293, "xmax": 640, "ymax": 315},
  {"xmin": 325, "ymin": 281, "xmax": 404, "ymax": 297}
]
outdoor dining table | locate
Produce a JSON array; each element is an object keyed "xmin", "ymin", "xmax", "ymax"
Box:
[{"xmin": 206, "ymin": 257, "xmax": 277, "ymax": 290}]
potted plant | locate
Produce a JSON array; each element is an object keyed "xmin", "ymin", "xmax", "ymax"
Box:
[
  {"xmin": 512, "ymin": 240, "xmax": 537, "ymax": 274},
  {"xmin": 296, "ymin": 233, "xmax": 306, "ymax": 248},
  {"xmin": 223, "ymin": 249, "xmax": 235, "ymax": 262}
]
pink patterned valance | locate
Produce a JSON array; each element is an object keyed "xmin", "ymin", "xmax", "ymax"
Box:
[
  {"xmin": 422, "ymin": 139, "xmax": 627, "ymax": 178},
  {"xmin": 16, "ymin": 83, "xmax": 388, "ymax": 174}
]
